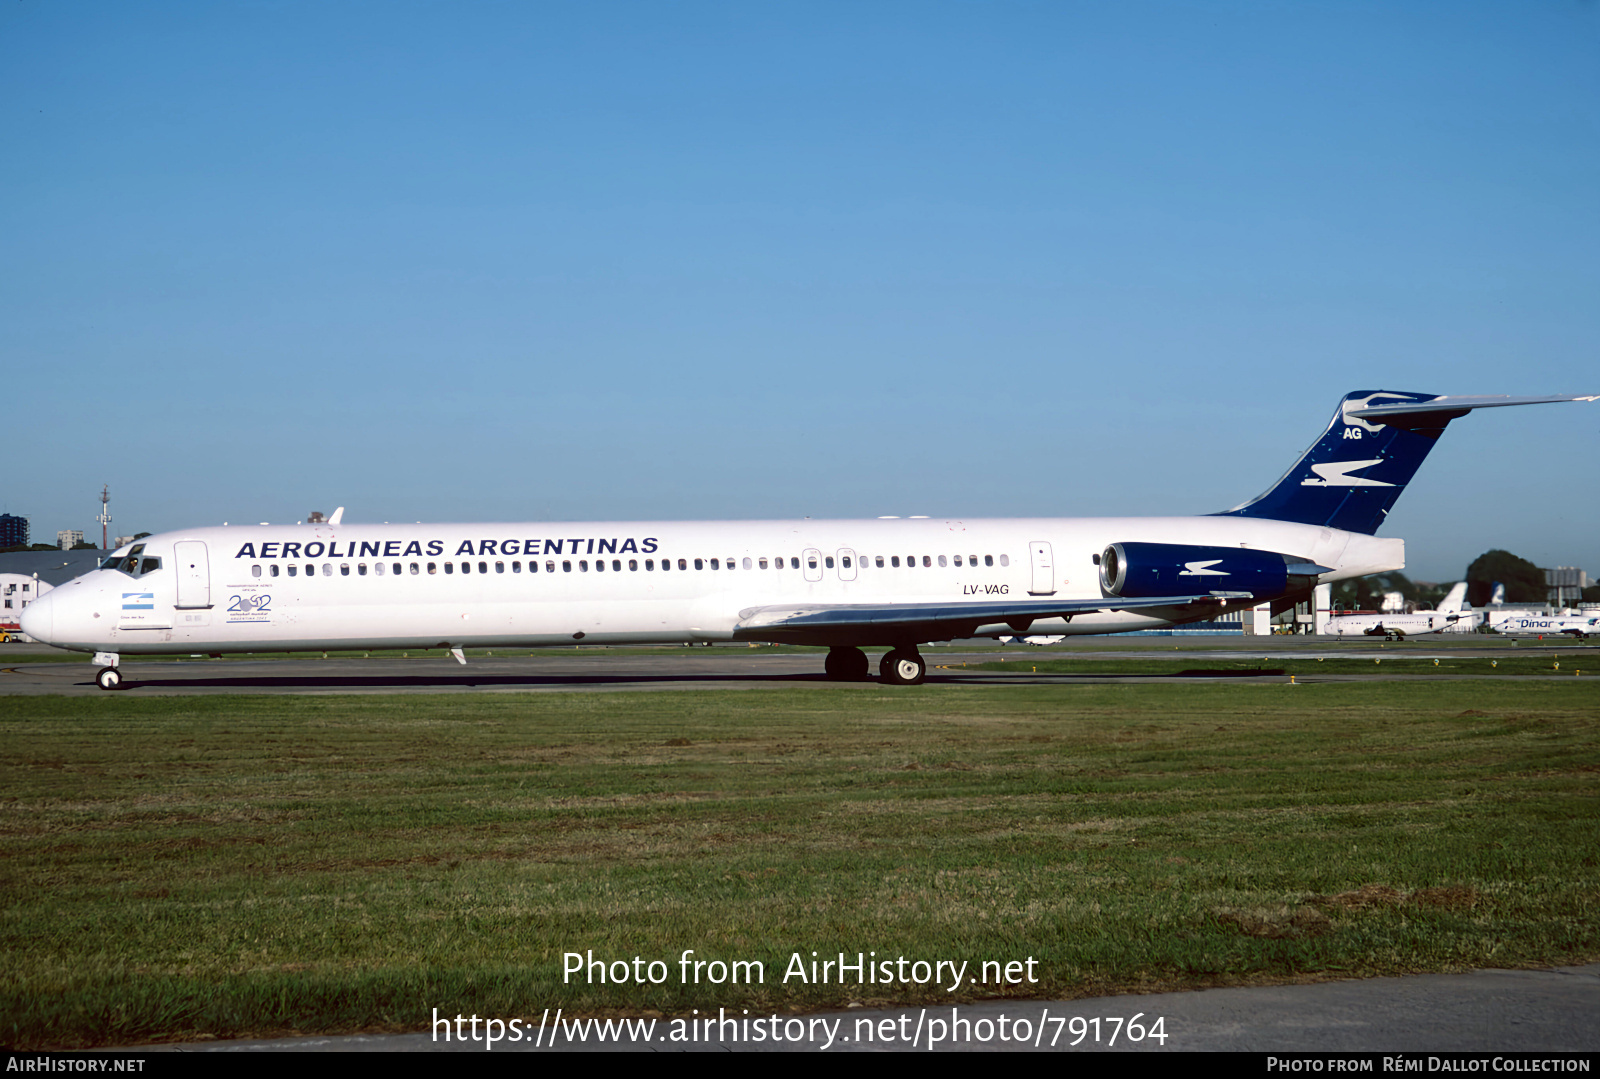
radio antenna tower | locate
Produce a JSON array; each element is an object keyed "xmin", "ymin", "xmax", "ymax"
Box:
[{"xmin": 97, "ymin": 485, "xmax": 112, "ymax": 550}]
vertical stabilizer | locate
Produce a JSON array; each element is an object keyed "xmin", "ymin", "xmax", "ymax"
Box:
[{"xmin": 1215, "ymin": 391, "xmax": 1456, "ymax": 535}]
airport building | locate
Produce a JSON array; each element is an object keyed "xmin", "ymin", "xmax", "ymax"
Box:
[
  {"xmin": 1545, "ymin": 566, "xmax": 1590, "ymax": 606},
  {"xmin": 57, "ymin": 530, "xmax": 85, "ymax": 550}
]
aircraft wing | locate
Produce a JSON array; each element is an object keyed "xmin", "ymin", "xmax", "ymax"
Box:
[{"xmin": 732, "ymin": 594, "xmax": 1236, "ymax": 644}]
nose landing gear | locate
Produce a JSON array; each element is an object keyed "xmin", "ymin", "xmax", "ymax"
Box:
[{"xmin": 95, "ymin": 667, "xmax": 123, "ymax": 691}]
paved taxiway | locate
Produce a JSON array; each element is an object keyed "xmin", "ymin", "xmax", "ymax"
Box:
[
  {"xmin": 141, "ymin": 963, "xmax": 1600, "ymax": 1052},
  {"xmin": 1, "ymin": 638, "xmax": 1594, "ymax": 695}
]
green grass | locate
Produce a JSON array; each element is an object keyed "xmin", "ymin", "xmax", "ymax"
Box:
[{"xmin": 2, "ymin": 680, "xmax": 1597, "ymax": 1048}]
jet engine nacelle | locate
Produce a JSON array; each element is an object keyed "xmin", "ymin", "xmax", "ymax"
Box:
[{"xmin": 1099, "ymin": 542, "xmax": 1323, "ymax": 601}]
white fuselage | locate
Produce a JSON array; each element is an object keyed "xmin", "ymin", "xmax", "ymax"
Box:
[
  {"xmin": 25, "ymin": 515, "xmax": 1402, "ymax": 655},
  {"xmin": 1325, "ymin": 610, "xmax": 1484, "ymax": 637},
  {"xmin": 1489, "ymin": 612, "xmax": 1598, "ymax": 639}
]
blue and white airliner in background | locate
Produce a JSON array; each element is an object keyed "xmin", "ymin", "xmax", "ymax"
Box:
[{"xmin": 21, "ymin": 391, "xmax": 1596, "ymax": 689}]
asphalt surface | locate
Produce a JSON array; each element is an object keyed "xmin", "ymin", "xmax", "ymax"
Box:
[
  {"xmin": 2, "ymin": 637, "xmax": 1595, "ymax": 695},
  {"xmin": 141, "ymin": 964, "xmax": 1600, "ymax": 1053}
]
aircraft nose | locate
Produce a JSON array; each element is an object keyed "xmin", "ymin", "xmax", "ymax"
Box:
[{"xmin": 18, "ymin": 591, "xmax": 53, "ymax": 643}]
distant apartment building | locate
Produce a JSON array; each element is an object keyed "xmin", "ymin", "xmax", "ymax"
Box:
[
  {"xmin": 57, "ymin": 530, "xmax": 85, "ymax": 550},
  {"xmin": 0, "ymin": 514, "xmax": 27, "ymax": 548},
  {"xmin": 1, "ymin": 574, "xmax": 53, "ymax": 628}
]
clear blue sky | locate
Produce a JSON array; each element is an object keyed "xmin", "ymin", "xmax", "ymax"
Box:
[{"xmin": 3, "ymin": 1, "xmax": 1596, "ymax": 581}]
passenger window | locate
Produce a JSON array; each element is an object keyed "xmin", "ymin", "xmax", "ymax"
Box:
[
  {"xmin": 409, "ymin": 562, "xmax": 419, "ymax": 575},
  {"xmin": 462, "ymin": 562, "xmax": 471, "ymax": 574},
  {"xmin": 646, "ymin": 559, "xmax": 654, "ymax": 571},
  {"xmin": 341, "ymin": 563, "xmax": 350, "ymax": 576},
  {"xmin": 808, "ymin": 557, "xmax": 818, "ymax": 570},
  {"xmin": 496, "ymin": 561, "xmax": 504, "ymax": 573},
  {"xmin": 358, "ymin": 563, "xmax": 367, "ymax": 575},
  {"xmin": 547, "ymin": 561, "xmax": 556, "ymax": 573},
  {"xmin": 742, "ymin": 557, "xmax": 752, "ymax": 570},
  {"xmin": 252, "ymin": 565, "xmax": 262, "ymax": 578},
  {"xmin": 787, "ymin": 557, "xmax": 797, "ymax": 569},
  {"xmin": 479, "ymin": 562, "xmax": 487, "ymax": 574},
  {"xmin": 512, "ymin": 561, "xmax": 521, "ymax": 573},
  {"xmin": 394, "ymin": 563, "xmax": 403, "ymax": 575},
  {"xmin": 271, "ymin": 564, "xmax": 281, "ymax": 577},
  {"xmin": 824, "ymin": 556, "xmax": 833, "ymax": 569},
  {"xmin": 693, "ymin": 559, "xmax": 702, "ymax": 570},
  {"xmin": 563, "ymin": 561, "xmax": 572, "ymax": 572},
  {"xmin": 953, "ymin": 555, "xmax": 962, "ymax": 567},
  {"xmin": 709, "ymin": 559, "xmax": 717, "ymax": 570},
  {"xmin": 922, "ymin": 555, "xmax": 931, "ymax": 568},
  {"xmin": 937, "ymin": 555, "xmax": 947, "ymax": 568},
  {"xmin": 842, "ymin": 557, "xmax": 851, "ymax": 568},
  {"xmin": 445, "ymin": 562, "xmax": 454, "ymax": 574},
  {"xmin": 876, "ymin": 555, "xmax": 884, "ymax": 568},
  {"xmin": 613, "ymin": 559, "xmax": 622, "ymax": 571},
  {"xmin": 595, "ymin": 559, "xmax": 605, "ymax": 572},
  {"xmin": 288, "ymin": 565, "xmax": 298, "ymax": 577},
  {"xmin": 580, "ymin": 560, "xmax": 588, "ymax": 571},
  {"xmin": 891, "ymin": 556, "xmax": 900, "ymax": 568},
  {"xmin": 999, "ymin": 554, "xmax": 1010, "ymax": 567},
  {"xmin": 679, "ymin": 559, "xmax": 688, "ymax": 570},
  {"xmin": 984, "ymin": 555, "xmax": 993, "ymax": 567},
  {"xmin": 969, "ymin": 554, "xmax": 978, "ymax": 565},
  {"xmin": 758, "ymin": 558, "xmax": 768, "ymax": 570},
  {"xmin": 428, "ymin": 563, "xmax": 437, "ymax": 574},
  {"xmin": 629, "ymin": 559, "xmax": 638, "ymax": 571}
]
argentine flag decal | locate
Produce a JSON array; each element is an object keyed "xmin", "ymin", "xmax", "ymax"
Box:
[{"xmin": 121, "ymin": 593, "xmax": 155, "ymax": 610}]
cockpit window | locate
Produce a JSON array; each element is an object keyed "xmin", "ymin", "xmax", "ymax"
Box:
[{"xmin": 105, "ymin": 553, "xmax": 161, "ymax": 576}]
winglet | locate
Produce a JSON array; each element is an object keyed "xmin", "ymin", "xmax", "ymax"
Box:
[{"xmin": 329, "ymin": 507, "xmax": 345, "ymax": 525}]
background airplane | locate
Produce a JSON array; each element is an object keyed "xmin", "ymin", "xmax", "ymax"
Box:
[{"xmin": 1326, "ymin": 581, "xmax": 1483, "ymax": 640}]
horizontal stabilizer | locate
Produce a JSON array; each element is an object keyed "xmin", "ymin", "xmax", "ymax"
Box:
[{"xmin": 1347, "ymin": 394, "xmax": 1598, "ymax": 420}]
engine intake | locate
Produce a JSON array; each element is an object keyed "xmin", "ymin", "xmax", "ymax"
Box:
[{"xmin": 1100, "ymin": 542, "xmax": 1324, "ymax": 600}]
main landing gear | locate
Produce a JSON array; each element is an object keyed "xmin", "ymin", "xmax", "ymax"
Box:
[
  {"xmin": 879, "ymin": 647, "xmax": 927, "ymax": 686},
  {"xmin": 823, "ymin": 646, "xmax": 927, "ymax": 685},
  {"xmin": 825, "ymin": 646, "xmax": 870, "ymax": 681}
]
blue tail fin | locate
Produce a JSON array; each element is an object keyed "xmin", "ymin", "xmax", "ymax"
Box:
[{"xmin": 1214, "ymin": 390, "xmax": 1462, "ymax": 535}]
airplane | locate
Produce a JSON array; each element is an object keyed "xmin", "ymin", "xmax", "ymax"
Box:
[
  {"xmin": 1488, "ymin": 610, "xmax": 1598, "ymax": 641},
  {"xmin": 19, "ymin": 390, "xmax": 1597, "ymax": 690},
  {"xmin": 1326, "ymin": 581, "xmax": 1483, "ymax": 640}
]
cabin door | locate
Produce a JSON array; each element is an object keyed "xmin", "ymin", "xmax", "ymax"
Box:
[
  {"xmin": 174, "ymin": 541, "xmax": 212, "ymax": 608},
  {"xmin": 1028, "ymin": 541, "xmax": 1055, "ymax": 595}
]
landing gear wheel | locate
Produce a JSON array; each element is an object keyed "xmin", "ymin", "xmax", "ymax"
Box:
[
  {"xmin": 825, "ymin": 646, "xmax": 869, "ymax": 681},
  {"xmin": 879, "ymin": 648, "xmax": 926, "ymax": 686},
  {"xmin": 95, "ymin": 667, "xmax": 123, "ymax": 691}
]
